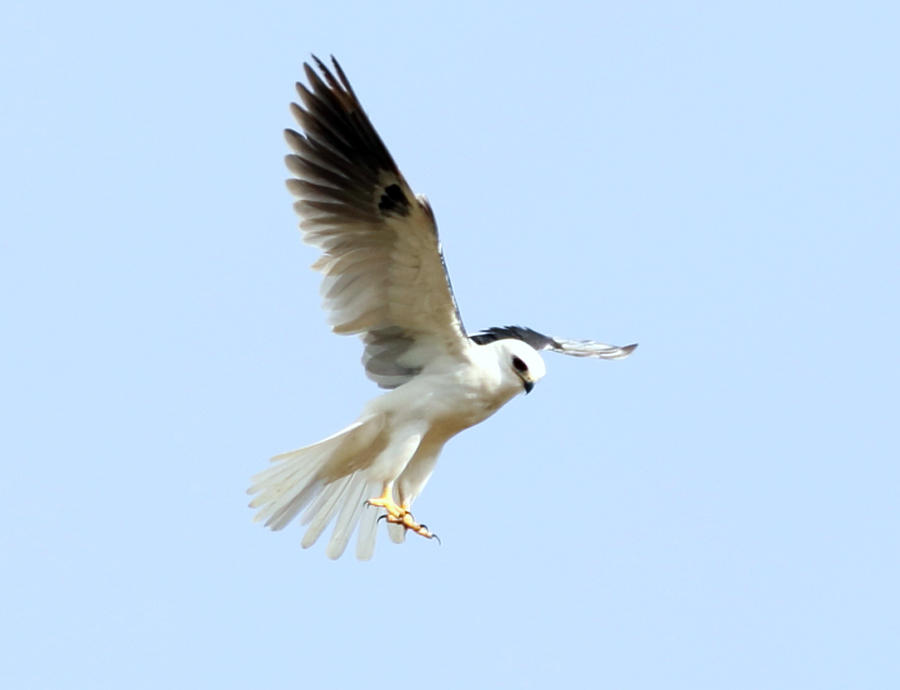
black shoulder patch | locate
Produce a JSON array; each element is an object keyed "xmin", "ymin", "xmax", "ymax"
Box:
[
  {"xmin": 378, "ymin": 183, "xmax": 410, "ymax": 216},
  {"xmin": 470, "ymin": 325, "xmax": 559, "ymax": 351}
]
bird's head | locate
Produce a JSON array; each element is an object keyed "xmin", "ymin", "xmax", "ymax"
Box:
[{"xmin": 496, "ymin": 339, "xmax": 546, "ymax": 395}]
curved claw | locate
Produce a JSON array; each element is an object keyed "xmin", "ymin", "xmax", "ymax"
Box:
[
  {"xmin": 416, "ymin": 523, "xmax": 441, "ymax": 544},
  {"xmin": 377, "ymin": 513, "xmax": 387, "ymax": 523}
]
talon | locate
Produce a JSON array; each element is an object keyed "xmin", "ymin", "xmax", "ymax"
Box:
[
  {"xmin": 398, "ymin": 513, "xmax": 439, "ymax": 541},
  {"xmin": 378, "ymin": 512, "xmax": 405, "ymax": 525},
  {"xmin": 417, "ymin": 522, "xmax": 441, "ymax": 544},
  {"xmin": 368, "ymin": 491, "xmax": 441, "ymax": 543}
]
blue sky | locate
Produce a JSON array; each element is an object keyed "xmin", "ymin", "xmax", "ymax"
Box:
[{"xmin": 2, "ymin": 1, "xmax": 898, "ymax": 688}]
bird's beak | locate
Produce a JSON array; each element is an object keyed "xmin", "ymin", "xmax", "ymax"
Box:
[{"xmin": 523, "ymin": 380, "xmax": 534, "ymax": 394}]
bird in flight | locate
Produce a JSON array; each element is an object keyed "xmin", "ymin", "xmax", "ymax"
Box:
[{"xmin": 248, "ymin": 56, "xmax": 637, "ymax": 560}]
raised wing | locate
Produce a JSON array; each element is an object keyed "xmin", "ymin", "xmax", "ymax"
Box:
[
  {"xmin": 285, "ymin": 56, "xmax": 468, "ymax": 388},
  {"xmin": 471, "ymin": 325, "xmax": 638, "ymax": 360}
]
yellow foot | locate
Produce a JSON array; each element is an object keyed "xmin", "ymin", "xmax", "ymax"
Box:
[
  {"xmin": 367, "ymin": 492, "xmax": 440, "ymax": 543},
  {"xmin": 394, "ymin": 512, "xmax": 439, "ymax": 542},
  {"xmin": 365, "ymin": 493, "xmax": 405, "ymax": 520}
]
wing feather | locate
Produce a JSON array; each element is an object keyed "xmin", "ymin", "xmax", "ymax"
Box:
[
  {"xmin": 471, "ymin": 325, "xmax": 638, "ymax": 360},
  {"xmin": 286, "ymin": 56, "xmax": 467, "ymax": 388}
]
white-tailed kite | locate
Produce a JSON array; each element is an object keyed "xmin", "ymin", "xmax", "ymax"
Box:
[{"xmin": 248, "ymin": 56, "xmax": 637, "ymax": 560}]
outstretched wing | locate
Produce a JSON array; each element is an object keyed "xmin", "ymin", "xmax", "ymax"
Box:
[
  {"xmin": 285, "ymin": 56, "xmax": 468, "ymax": 389},
  {"xmin": 471, "ymin": 325, "xmax": 638, "ymax": 360}
]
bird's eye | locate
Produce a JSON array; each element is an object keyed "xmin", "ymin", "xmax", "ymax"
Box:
[{"xmin": 512, "ymin": 356, "xmax": 528, "ymax": 373}]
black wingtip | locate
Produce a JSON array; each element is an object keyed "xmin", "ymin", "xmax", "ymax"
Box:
[{"xmin": 329, "ymin": 56, "xmax": 355, "ymax": 97}]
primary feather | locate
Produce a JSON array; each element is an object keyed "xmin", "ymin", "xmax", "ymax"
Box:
[{"xmin": 285, "ymin": 56, "xmax": 467, "ymax": 389}]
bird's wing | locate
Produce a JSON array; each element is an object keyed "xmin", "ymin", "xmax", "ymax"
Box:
[
  {"xmin": 470, "ymin": 325, "xmax": 638, "ymax": 360},
  {"xmin": 285, "ymin": 56, "xmax": 468, "ymax": 389}
]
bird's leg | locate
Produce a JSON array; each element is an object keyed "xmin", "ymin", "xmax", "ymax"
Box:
[{"xmin": 365, "ymin": 484, "xmax": 405, "ymax": 520}]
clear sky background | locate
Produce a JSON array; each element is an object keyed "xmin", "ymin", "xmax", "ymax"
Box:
[{"xmin": 2, "ymin": 2, "xmax": 898, "ymax": 688}]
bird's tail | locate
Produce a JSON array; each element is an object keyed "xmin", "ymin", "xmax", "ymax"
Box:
[{"xmin": 247, "ymin": 414, "xmax": 387, "ymax": 560}]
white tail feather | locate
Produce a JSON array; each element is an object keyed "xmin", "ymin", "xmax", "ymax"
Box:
[
  {"xmin": 356, "ymin": 488, "xmax": 382, "ymax": 560},
  {"xmin": 247, "ymin": 416, "xmax": 385, "ymax": 558},
  {"xmin": 300, "ymin": 479, "xmax": 350, "ymax": 548},
  {"xmin": 387, "ymin": 523, "xmax": 406, "ymax": 544},
  {"xmin": 325, "ymin": 475, "xmax": 369, "ymax": 559}
]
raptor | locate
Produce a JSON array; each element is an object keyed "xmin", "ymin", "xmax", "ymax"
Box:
[{"xmin": 248, "ymin": 56, "xmax": 637, "ymax": 559}]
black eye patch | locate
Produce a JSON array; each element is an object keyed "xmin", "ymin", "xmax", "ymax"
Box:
[{"xmin": 512, "ymin": 356, "xmax": 528, "ymax": 373}]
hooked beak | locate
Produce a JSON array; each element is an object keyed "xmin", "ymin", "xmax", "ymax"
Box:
[{"xmin": 523, "ymin": 380, "xmax": 534, "ymax": 394}]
